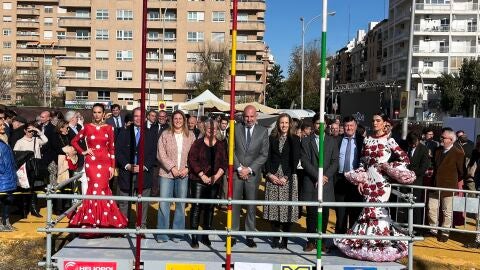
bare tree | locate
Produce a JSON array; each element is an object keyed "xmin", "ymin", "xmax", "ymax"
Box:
[
  {"xmin": 20, "ymin": 65, "xmax": 57, "ymax": 106},
  {"xmin": 0, "ymin": 62, "xmax": 14, "ymax": 99},
  {"xmin": 187, "ymin": 42, "xmax": 230, "ymax": 98}
]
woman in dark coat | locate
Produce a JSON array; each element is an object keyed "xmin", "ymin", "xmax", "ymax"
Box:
[
  {"xmin": 263, "ymin": 113, "xmax": 301, "ymax": 249},
  {"xmin": 0, "ymin": 118, "xmax": 18, "ymax": 231}
]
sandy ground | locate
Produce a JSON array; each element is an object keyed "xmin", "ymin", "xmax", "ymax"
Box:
[{"xmin": 1, "ymin": 202, "xmax": 479, "ymax": 270}]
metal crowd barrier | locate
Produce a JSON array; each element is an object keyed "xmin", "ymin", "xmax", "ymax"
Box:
[
  {"xmin": 391, "ymin": 183, "xmax": 480, "ymax": 240},
  {"xmin": 38, "ymin": 176, "xmax": 425, "ymax": 270}
]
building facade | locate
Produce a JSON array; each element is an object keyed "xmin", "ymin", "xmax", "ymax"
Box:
[{"xmin": 0, "ymin": 0, "xmax": 268, "ymax": 110}]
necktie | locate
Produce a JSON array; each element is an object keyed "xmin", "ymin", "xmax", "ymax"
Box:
[
  {"xmin": 115, "ymin": 117, "xmax": 119, "ymax": 128},
  {"xmin": 344, "ymin": 137, "xmax": 352, "ymax": 172},
  {"xmin": 135, "ymin": 127, "xmax": 140, "ymax": 146},
  {"xmin": 246, "ymin": 126, "xmax": 251, "ymax": 149}
]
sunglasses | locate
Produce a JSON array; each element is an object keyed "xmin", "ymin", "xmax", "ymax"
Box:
[
  {"xmin": 0, "ymin": 117, "xmax": 5, "ymax": 120},
  {"xmin": 27, "ymin": 130, "xmax": 35, "ymax": 133}
]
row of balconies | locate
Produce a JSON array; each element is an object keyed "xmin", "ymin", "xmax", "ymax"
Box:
[
  {"xmin": 414, "ymin": 24, "xmax": 478, "ymax": 33},
  {"xmin": 416, "ymin": 3, "xmax": 480, "ymax": 13},
  {"xmin": 412, "ymin": 45, "xmax": 477, "ymax": 54}
]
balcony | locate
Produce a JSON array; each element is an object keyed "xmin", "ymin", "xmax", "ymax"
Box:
[
  {"xmin": 236, "ymin": 20, "xmax": 265, "ymax": 31},
  {"xmin": 415, "ymin": 4, "xmax": 451, "ymax": 13},
  {"xmin": 59, "ymin": 0, "xmax": 91, "ymax": 7},
  {"xmin": 228, "ymin": 80, "xmax": 264, "ymax": 93},
  {"xmin": 16, "ymin": 46, "xmax": 66, "ymax": 55},
  {"xmin": 16, "ymin": 8, "xmax": 40, "ymax": 16},
  {"xmin": 236, "ymin": 60, "xmax": 264, "ymax": 72},
  {"xmin": 452, "ymin": 2, "xmax": 478, "ymax": 12},
  {"xmin": 413, "ymin": 24, "xmax": 450, "ymax": 33},
  {"xmin": 57, "ymin": 56, "xmax": 91, "ymax": 67},
  {"xmin": 450, "ymin": 46, "xmax": 476, "ymax": 53},
  {"xmin": 237, "ymin": 0, "xmax": 266, "ymax": 11},
  {"xmin": 411, "ymin": 67, "xmax": 447, "ymax": 77},
  {"xmin": 16, "ymin": 60, "xmax": 39, "ymax": 68},
  {"xmin": 146, "ymin": 59, "xmax": 176, "ymax": 70},
  {"xmin": 58, "ymin": 17, "xmax": 92, "ymax": 28},
  {"xmin": 237, "ymin": 40, "xmax": 265, "ymax": 51},
  {"xmin": 16, "ymin": 33, "xmax": 40, "ymax": 41},
  {"xmin": 146, "ymin": 39, "xmax": 177, "ymax": 49},
  {"xmin": 58, "ymin": 36, "xmax": 91, "ymax": 47},
  {"xmin": 16, "ymin": 20, "xmax": 40, "ymax": 28},
  {"xmin": 147, "ymin": 18, "xmax": 177, "ymax": 29},
  {"xmin": 58, "ymin": 76, "xmax": 92, "ymax": 88},
  {"xmin": 412, "ymin": 45, "xmax": 449, "ymax": 54},
  {"xmin": 451, "ymin": 25, "xmax": 477, "ymax": 33}
]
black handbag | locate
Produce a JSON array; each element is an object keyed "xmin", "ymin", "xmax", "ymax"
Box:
[{"xmin": 27, "ymin": 137, "xmax": 45, "ymax": 181}]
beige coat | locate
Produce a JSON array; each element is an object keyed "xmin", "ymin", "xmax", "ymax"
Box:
[{"xmin": 157, "ymin": 130, "xmax": 195, "ymax": 178}]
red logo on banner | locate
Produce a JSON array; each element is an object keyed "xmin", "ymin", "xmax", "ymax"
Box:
[{"xmin": 64, "ymin": 261, "xmax": 117, "ymax": 270}]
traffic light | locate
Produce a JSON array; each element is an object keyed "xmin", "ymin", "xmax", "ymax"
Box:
[{"xmin": 158, "ymin": 100, "xmax": 166, "ymax": 111}]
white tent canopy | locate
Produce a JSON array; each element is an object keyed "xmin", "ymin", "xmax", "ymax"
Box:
[
  {"xmin": 277, "ymin": 109, "xmax": 316, "ymax": 119},
  {"xmin": 178, "ymin": 90, "xmax": 230, "ymax": 113}
]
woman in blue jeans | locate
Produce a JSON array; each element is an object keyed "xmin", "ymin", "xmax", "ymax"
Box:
[{"xmin": 156, "ymin": 110, "xmax": 195, "ymax": 242}]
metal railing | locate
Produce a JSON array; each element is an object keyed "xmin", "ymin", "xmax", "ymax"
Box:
[
  {"xmin": 38, "ymin": 175, "xmax": 425, "ymax": 270},
  {"xmin": 391, "ymin": 183, "xmax": 480, "ymax": 240}
]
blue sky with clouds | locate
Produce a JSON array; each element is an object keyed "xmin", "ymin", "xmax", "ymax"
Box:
[{"xmin": 264, "ymin": 0, "xmax": 387, "ymax": 74}]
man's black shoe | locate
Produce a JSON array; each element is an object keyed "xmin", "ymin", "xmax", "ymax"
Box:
[{"xmin": 245, "ymin": 238, "xmax": 257, "ymax": 248}]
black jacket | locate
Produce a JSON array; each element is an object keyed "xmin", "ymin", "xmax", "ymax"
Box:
[
  {"xmin": 40, "ymin": 122, "xmax": 56, "ymax": 165},
  {"xmin": 264, "ymin": 135, "xmax": 300, "ymax": 179},
  {"xmin": 115, "ymin": 125, "xmax": 158, "ymax": 192},
  {"xmin": 407, "ymin": 143, "xmax": 430, "ymax": 185}
]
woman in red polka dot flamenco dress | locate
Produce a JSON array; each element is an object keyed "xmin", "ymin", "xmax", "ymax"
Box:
[{"xmin": 69, "ymin": 103, "xmax": 127, "ymax": 237}]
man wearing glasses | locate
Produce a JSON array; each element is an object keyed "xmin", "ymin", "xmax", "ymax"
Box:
[{"xmin": 428, "ymin": 128, "xmax": 465, "ymax": 242}]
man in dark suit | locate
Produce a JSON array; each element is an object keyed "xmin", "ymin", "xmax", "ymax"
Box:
[
  {"xmin": 301, "ymin": 113, "xmax": 339, "ymax": 252},
  {"xmin": 232, "ymin": 105, "xmax": 269, "ymax": 248},
  {"xmin": 157, "ymin": 110, "xmax": 170, "ymax": 136},
  {"xmin": 334, "ymin": 116, "xmax": 364, "ymax": 234},
  {"xmin": 429, "ymin": 128, "xmax": 464, "ymax": 242},
  {"xmin": 39, "ymin": 111, "xmax": 57, "ymax": 182},
  {"xmin": 146, "ymin": 110, "xmax": 158, "ymax": 130},
  {"xmin": 8, "ymin": 116, "xmax": 27, "ymax": 148},
  {"xmin": 116, "ymin": 107, "xmax": 158, "ymax": 228},
  {"xmin": 403, "ymin": 131, "xmax": 430, "ymax": 225},
  {"xmin": 106, "ymin": 104, "xmax": 124, "ymax": 138}
]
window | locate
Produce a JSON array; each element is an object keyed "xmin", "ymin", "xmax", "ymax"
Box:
[
  {"xmin": 75, "ymin": 70, "xmax": 89, "ymax": 79},
  {"xmin": 237, "ymin": 53, "xmax": 247, "ymax": 62},
  {"xmin": 75, "ymin": 90, "xmax": 88, "ymax": 100},
  {"xmin": 211, "ymin": 52, "xmax": 224, "ymax": 61},
  {"xmin": 148, "ymin": 31, "xmax": 159, "ymax": 41},
  {"xmin": 186, "ymin": 72, "xmax": 202, "ymax": 82},
  {"xmin": 187, "ymin": 52, "xmax": 200, "ymax": 62},
  {"xmin": 57, "ymin": 31, "xmax": 66, "ymax": 39},
  {"xmin": 3, "ymin": 29, "xmax": 11, "ymax": 36},
  {"xmin": 146, "ymin": 50, "xmax": 159, "ymax": 60},
  {"xmin": 164, "ymin": 31, "xmax": 176, "ymax": 41},
  {"xmin": 95, "ymin": 70, "xmax": 108, "ymax": 80},
  {"xmin": 43, "ymin": 30, "xmax": 53, "ymax": 40},
  {"xmin": 162, "ymin": 71, "xmax": 176, "ymax": 81},
  {"xmin": 211, "ymin": 32, "xmax": 225, "ymax": 42},
  {"xmin": 75, "ymin": 10, "xmax": 90, "ymax": 18},
  {"xmin": 98, "ymin": 91, "xmax": 110, "ymax": 101},
  {"xmin": 116, "ymin": 30, "xmax": 133, "ymax": 40},
  {"xmin": 187, "ymin": 32, "xmax": 204, "ymax": 42},
  {"xmin": 96, "ymin": 9, "xmax": 109, "ymax": 20},
  {"xmin": 2, "ymin": 3, "xmax": 12, "ymax": 9},
  {"xmin": 44, "ymin": 56, "xmax": 53, "ymax": 66},
  {"xmin": 212, "ymin": 11, "xmax": 225, "ymax": 22},
  {"xmin": 76, "ymin": 30, "xmax": 90, "ymax": 39},
  {"xmin": 118, "ymin": 92, "xmax": 134, "ymax": 101},
  {"xmin": 95, "ymin": 50, "xmax": 109, "ymax": 60},
  {"xmin": 2, "ymin": 55, "xmax": 12, "ymax": 62},
  {"xmin": 3, "ymin": 16, "xmax": 12, "ymax": 22},
  {"xmin": 117, "ymin": 10, "xmax": 133, "ymax": 20},
  {"xmin": 3, "ymin": 42, "xmax": 11, "ymax": 48},
  {"xmin": 187, "ymin": 11, "xmax": 204, "ymax": 22},
  {"xmin": 423, "ymin": 61, "xmax": 433, "ymax": 67},
  {"xmin": 44, "ymin": 17, "xmax": 53, "ymax": 26},
  {"xmin": 96, "ymin": 29, "xmax": 109, "ymax": 40},
  {"xmin": 116, "ymin": 50, "xmax": 133, "ymax": 61},
  {"xmin": 116, "ymin": 70, "xmax": 133, "ymax": 81},
  {"xmin": 237, "ymin": 13, "xmax": 248, "ymax": 22},
  {"xmin": 147, "ymin": 10, "xmax": 160, "ymax": 21},
  {"xmin": 237, "ymin": 34, "xmax": 248, "ymax": 42},
  {"xmin": 44, "ymin": 6, "xmax": 53, "ymax": 13}
]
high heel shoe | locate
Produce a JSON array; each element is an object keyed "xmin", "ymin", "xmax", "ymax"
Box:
[
  {"xmin": 201, "ymin": 235, "xmax": 211, "ymax": 246},
  {"xmin": 190, "ymin": 235, "xmax": 199, "ymax": 249},
  {"xmin": 271, "ymin": 237, "xmax": 280, "ymax": 249},
  {"xmin": 279, "ymin": 237, "xmax": 288, "ymax": 249}
]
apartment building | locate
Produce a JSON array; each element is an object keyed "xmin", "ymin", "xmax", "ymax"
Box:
[
  {"xmin": 61, "ymin": 0, "xmax": 268, "ymax": 110},
  {"xmin": 0, "ymin": 0, "xmax": 268, "ymax": 109},
  {"xmin": 0, "ymin": 0, "xmax": 66, "ymax": 105}
]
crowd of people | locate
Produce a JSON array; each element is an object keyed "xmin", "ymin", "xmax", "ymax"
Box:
[{"xmin": 0, "ymin": 104, "xmax": 479, "ymax": 263}]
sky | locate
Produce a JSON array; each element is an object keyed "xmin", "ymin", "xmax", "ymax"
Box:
[{"xmin": 264, "ymin": 0, "xmax": 388, "ymax": 74}]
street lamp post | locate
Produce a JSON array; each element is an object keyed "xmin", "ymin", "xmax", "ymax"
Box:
[{"xmin": 300, "ymin": 11, "xmax": 335, "ymax": 110}]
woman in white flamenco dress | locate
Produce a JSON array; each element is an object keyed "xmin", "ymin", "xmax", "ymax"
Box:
[{"xmin": 335, "ymin": 113, "xmax": 416, "ymax": 262}]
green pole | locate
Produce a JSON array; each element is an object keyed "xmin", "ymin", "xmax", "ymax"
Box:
[{"xmin": 317, "ymin": 0, "xmax": 328, "ymax": 268}]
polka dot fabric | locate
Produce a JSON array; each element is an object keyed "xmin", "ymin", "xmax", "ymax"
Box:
[{"xmin": 70, "ymin": 124, "xmax": 127, "ymax": 234}]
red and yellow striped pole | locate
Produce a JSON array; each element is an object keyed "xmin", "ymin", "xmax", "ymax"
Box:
[{"xmin": 225, "ymin": 1, "xmax": 238, "ymax": 269}]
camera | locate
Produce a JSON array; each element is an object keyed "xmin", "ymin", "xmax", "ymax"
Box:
[{"xmin": 32, "ymin": 131, "xmax": 39, "ymax": 137}]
